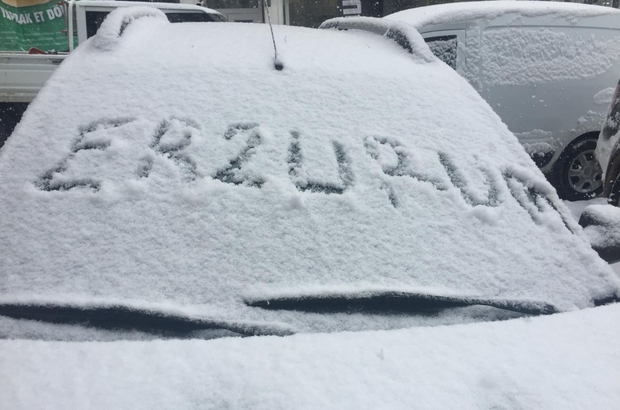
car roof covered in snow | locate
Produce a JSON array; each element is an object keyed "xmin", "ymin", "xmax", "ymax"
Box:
[
  {"xmin": 385, "ymin": 1, "xmax": 620, "ymax": 31},
  {"xmin": 0, "ymin": 8, "xmax": 618, "ymax": 338}
]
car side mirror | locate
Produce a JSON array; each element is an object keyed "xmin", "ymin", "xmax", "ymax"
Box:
[{"xmin": 579, "ymin": 204, "xmax": 620, "ymax": 264}]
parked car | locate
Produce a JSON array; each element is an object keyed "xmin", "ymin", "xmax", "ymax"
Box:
[
  {"xmin": 0, "ymin": 0, "xmax": 225, "ymax": 105},
  {"xmin": 0, "ymin": 8, "xmax": 618, "ymax": 407},
  {"xmin": 0, "ymin": 0, "xmax": 225, "ymax": 147},
  {"xmin": 596, "ymin": 79, "xmax": 620, "ymax": 204},
  {"xmin": 383, "ymin": 1, "xmax": 620, "ymax": 201}
]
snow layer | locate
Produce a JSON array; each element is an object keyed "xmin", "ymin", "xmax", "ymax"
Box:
[
  {"xmin": 563, "ymin": 197, "xmax": 608, "ymax": 221},
  {"xmin": 594, "ymin": 87, "xmax": 616, "ymax": 106},
  {"xmin": 1, "ymin": 304, "xmax": 619, "ymax": 409},
  {"xmin": 0, "ymin": 11, "xmax": 618, "ymax": 336},
  {"xmin": 581, "ymin": 204, "xmax": 620, "ymax": 249},
  {"xmin": 480, "ymin": 27, "xmax": 620, "ymax": 87},
  {"xmin": 385, "ymin": 1, "xmax": 620, "ymax": 30},
  {"xmin": 515, "ymin": 130, "xmax": 554, "ymax": 155}
]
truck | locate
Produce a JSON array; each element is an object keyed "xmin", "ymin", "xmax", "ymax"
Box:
[{"xmin": 0, "ymin": 0, "xmax": 225, "ymax": 143}]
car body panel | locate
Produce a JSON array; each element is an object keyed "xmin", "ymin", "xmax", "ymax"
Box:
[{"xmin": 1, "ymin": 304, "xmax": 619, "ymax": 409}]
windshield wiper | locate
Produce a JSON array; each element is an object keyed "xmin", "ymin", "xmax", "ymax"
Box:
[
  {"xmin": 0, "ymin": 303, "xmax": 293, "ymax": 338},
  {"xmin": 246, "ymin": 291, "xmax": 557, "ymax": 316}
]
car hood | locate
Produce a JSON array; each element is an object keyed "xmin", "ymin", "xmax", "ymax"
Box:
[{"xmin": 1, "ymin": 303, "xmax": 619, "ymax": 409}]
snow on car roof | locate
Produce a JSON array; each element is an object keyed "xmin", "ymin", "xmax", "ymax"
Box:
[
  {"xmin": 2, "ymin": 304, "xmax": 619, "ymax": 409},
  {"xmin": 0, "ymin": 8, "xmax": 617, "ymax": 335},
  {"xmin": 385, "ymin": 1, "xmax": 620, "ymax": 30}
]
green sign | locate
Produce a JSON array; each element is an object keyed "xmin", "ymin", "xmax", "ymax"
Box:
[{"xmin": 0, "ymin": 0, "xmax": 68, "ymax": 52}]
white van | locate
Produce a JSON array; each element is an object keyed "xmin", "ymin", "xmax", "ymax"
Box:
[{"xmin": 385, "ymin": 1, "xmax": 620, "ymax": 200}]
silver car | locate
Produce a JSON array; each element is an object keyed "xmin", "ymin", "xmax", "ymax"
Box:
[{"xmin": 385, "ymin": 1, "xmax": 620, "ymax": 201}]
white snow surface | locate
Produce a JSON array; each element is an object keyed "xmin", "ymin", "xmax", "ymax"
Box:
[
  {"xmin": 581, "ymin": 204, "xmax": 620, "ymax": 249},
  {"xmin": 563, "ymin": 197, "xmax": 608, "ymax": 221},
  {"xmin": 0, "ymin": 11, "xmax": 618, "ymax": 335},
  {"xmin": 516, "ymin": 130, "xmax": 554, "ymax": 156},
  {"xmin": 480, "ymin": 27, "xmax": 620, "ymax": 86},
  {"xmin": 385, "ymin": 1, "xmax": 620, "ymax": 30},
  {"xmin": 1, "ymin": 303, "xmax": 619, "ymax": 409},
  {"xmin": 594, "ymin": 87, "xmax": 616, "ymax": 106}
]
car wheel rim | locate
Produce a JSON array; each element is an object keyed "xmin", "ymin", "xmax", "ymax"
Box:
[{"xmin": 567, "ymin": 150, "xmax": 603, "ymax": 194}]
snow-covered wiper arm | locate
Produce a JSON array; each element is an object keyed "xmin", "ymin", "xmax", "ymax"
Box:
[
  {"xmin": 247, "ymin": 291, "xmax": 558, "ymax": 316},
  {"xmin": 0, "ymin": 302, "xmax": 293, "ymax": 338}
]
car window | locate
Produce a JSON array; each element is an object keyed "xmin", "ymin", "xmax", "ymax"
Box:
[
  {"xmin": 86, "ymin": 10, "xmax": 218, "ymax": 38},
  {"xmin": 424, "ymin": 35, "xmax": 457, "ymax": 69},
  {"xmin": 165, "ymin": 12, "xmax": 220, "ymax": 23},
  {"xmin": 86, "ymin": 11, "xmax": 111, "ymax": 38},
  {"xmin": 202, "ymin": 0, "xmax": 259, "ymax": 8}
]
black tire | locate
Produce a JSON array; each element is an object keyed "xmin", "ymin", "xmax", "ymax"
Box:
[{"xmin": 554, "ymin": 137, "xmax": 603, "ymax": 201}]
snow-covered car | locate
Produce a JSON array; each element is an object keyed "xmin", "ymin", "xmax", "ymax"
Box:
[
  {"xmin": 584, "ymin": 78, "xmax": 620, "ymax": 262},
  {"xmin": 0, "ymin": 8, "xmax": 619, "ymax": 408},
  {"xmin": 382, "ymin": 1, "xmax": 620, "ymax": 201}
]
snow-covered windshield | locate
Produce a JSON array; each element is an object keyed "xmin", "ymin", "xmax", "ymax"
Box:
[{"xmin": 0, "ymin": 9, "xmax": 618, "ymax": 340}]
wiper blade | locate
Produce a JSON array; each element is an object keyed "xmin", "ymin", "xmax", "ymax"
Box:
[
  {"xmin": 247, "ymin": 291, "xmax": 557, "ymax": 316},
  {"xmin": 0, "ymin": 302, "xmax": 293, "ymax": 338}
]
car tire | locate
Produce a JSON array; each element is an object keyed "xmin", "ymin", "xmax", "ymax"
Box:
[{"xmin": 555, "ymin": 137, "xmax": 603, "ymax": 201}]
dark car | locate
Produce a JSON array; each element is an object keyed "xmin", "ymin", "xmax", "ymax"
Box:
[{"xmin": 597, "ymin": 79, "xmax": 620, "ymax": 205}]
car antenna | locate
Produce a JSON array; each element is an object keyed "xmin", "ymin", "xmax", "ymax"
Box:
[{"xmin": 262, "ymin": 0, "xmax": 283, "ymax": 71}]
